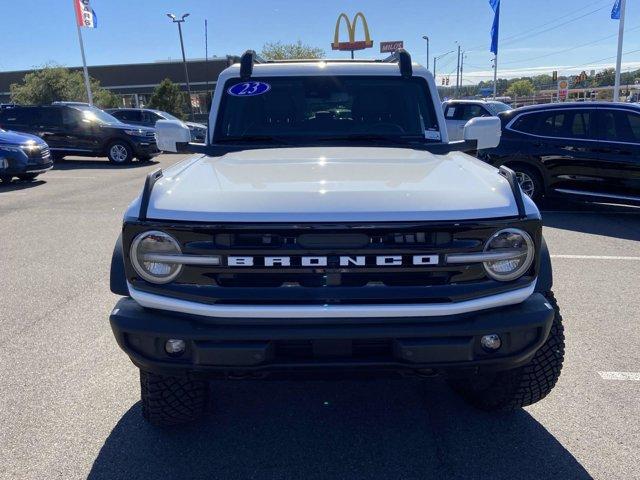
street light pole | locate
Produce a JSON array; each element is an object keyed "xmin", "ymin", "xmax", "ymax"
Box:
[
  {"xmin": 455, "ymin": 43, "xmax": 461, "ymax": 98},
  {"xmin": 422, "ymin": 35, "xmax": 430, "ymax": 71},
  {"xmin": 167, "ymin": 13, "xmax": 194, "ymax": 120},
  {"xmin": 433, "ymin": 50, "xmax": 454, "ymax": 85},
  {"xmin": 613, "ymin": 0, "xmax": 627, "ymax": 102}
]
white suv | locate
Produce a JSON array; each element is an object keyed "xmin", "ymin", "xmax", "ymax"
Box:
[{"xmin": 443, "ymin": 99, "xmax": 512, "ymax": 141}]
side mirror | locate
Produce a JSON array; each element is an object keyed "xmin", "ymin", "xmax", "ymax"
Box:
[
  {"xmin": 463, "ymin": 116, "xmax": 501, "ymax": 150},
  {"xmin": 155, "ymin": 120, "xmax": 191, "ymax": 152}
]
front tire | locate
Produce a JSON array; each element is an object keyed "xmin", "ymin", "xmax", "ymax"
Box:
[
  {"xmin": 107, "ymin": 141, "xmax": 133, "ymax": 165},
  {"xmin": 140, "ymin": 370, "xmax": 209, "ymax": 426},
  {"xmin": 448, "ymin": 291, "xmax": 564, "ymax": 411}
]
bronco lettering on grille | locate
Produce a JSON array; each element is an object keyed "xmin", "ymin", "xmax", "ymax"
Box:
[{"xmin": 227, "ymin": 255, "xmax": 439, "ymax": 268}]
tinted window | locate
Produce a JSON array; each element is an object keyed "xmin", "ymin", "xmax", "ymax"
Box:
[
  {"xmin": 600, "ymin": 110, "xmax": 640, "ymax": 143},
  {"xmin": 39, "ymin": 108, "xmax": 62, "ymax": 128},
  {"xmin": 459, "ymin": 104, "xmax": 487, "ymax": 121},
  {"xmin": 62, "ymin": 108, "xmax": 83, "ymax": 127},
  {"xmin": 0, "ymin": 107, "xmax": 38, "ymax": 126},
  {"xmin": 569, "ymin": 110, "xmax": 591, "ymax": 138},
  {"xmin": 511, "ymin": 112, "xmax": 541, "ymax": 134},
  {"xmin": 215, "ymin": 76, "xmax": 440, "ymax": 140},
  {"xmin": 114, "ymin": 110, "xmax": 142, "ymax": 122},
  {"xmin": 512, "ymin": 109, "xmax": 594, "ymax": 139},
  {"xmin": 538, "ymin": 112, "xmax": 566, "ymax": 137}
]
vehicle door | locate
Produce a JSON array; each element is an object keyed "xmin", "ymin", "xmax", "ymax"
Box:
[
  {"xmin": 34, "ymin": 107, "xmax": 67, "ymax": 149},
  {"xmin": 60, "ymin": 107, "xmax": 101, "ymax": 153},
  {"xmin": 445, "ymin": 104, "xmax": 489, "ymax": 141},
  {"xmin": 520, "ymin": 108, "xmax": 600, "ymax": 193},
  {"xmin": 593, "ymin": 107, "xmax": 640, "ymax": 198}
]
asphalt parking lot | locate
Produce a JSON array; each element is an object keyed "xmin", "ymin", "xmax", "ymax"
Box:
[{"xmin": 1, "ymin": 153, "xmax": 639, "ymax": 480}]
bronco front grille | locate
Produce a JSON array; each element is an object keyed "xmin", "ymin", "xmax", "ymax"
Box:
[{"xmin": 124, "ymin": 220, "xmax": 541, "ymax": 306}]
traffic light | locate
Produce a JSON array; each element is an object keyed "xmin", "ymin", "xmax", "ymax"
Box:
[
  {"xmin": 552, "ymin": 71, "xmax": 558, "ymax": 82},
  {"xmin": 446, "ymin": 77, "xmax": 450, "ymax": 86}
]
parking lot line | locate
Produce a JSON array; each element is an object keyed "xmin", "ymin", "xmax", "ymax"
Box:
[
  {"xmin": 598, "ymin": 371, "xmax": 640, "ymax": 381},
  {"xmin": 550, "ymin": 255, "xmax": 640, "ymax": 261}
]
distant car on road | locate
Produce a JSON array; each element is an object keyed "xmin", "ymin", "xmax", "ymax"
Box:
[
  {"xmin": 443, "ymin": 99, "xmax": 512, "ymax": 141},
  {"xmin": 106, "ymin": 108, "xmax": 207, "ymax": 143},
  {"xmin": 477, "ymin": 102, "xmax": 640, "ymax": 205},
  {"xmin": 0, "ymin": 104, "xmax": 159, "ymax": 164},
  {"xmin": 0, "ymin": 128, "xmax": 52, "ymax": 183}
]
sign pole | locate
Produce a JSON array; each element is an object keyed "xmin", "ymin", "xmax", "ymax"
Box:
[
  {"xmin": 74, "ymin": 0, "xmax": 93, "ymax": 105},
  {"xmin": 493, "ymin": 54, "xmax": 498, "ymax": 99},
  {"xmin": 613, "ymin": 0, "xmax": 627, "ymax": 102}
]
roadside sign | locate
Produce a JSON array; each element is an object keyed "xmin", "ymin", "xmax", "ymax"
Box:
[
  {"xmin": 380, "ymin": 41, "xmax": 404, "ymax": 53},
  {"xmin": 558, "ymin": 79, "xmax": 569, "ymax": 101}
]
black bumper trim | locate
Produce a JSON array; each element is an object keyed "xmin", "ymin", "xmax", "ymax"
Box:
[{"xmin": 110, "ymin": 293, "xmax": 554, "ymax": 377}]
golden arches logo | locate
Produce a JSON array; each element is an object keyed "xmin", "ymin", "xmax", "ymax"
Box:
[{"xmin": 331, "ymin": 12, "xmax": 373, "ymax": 51}]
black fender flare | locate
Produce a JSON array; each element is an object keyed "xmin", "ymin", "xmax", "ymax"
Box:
[
  {"xmin": 110, "ymin": 232, "xmax": 129, "ymax": 296},
  {"xmin": 535, "ymin": 236, "xmax": 553, "ymax": 294}
]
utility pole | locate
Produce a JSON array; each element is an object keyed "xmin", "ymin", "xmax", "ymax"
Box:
[
  {"xmin": 613, "ymin": 0, "xmax": 627, "ymax": 102},
  {"xmin": 459, "ymin": 51, "xmax": 466, "ymax": 95},
  {"xmin": 455, "ymin": 43, "xmax": 461, "ymax": 98},
  {"xmin": 422, "ymin": 35, "xmax": 430, "ymax": 71},
  {"xmin": 167, "ymin": 13, "xmax": 195, "ymax": 120}
]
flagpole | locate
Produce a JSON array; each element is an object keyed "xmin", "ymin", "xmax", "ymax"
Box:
[
  {"xmin": 74, "ymin": 1, "xmax": 93, "ymax": 105},
  {"xmin": 613, "ymin": 0, "xmax": 626, "ymax": 102},
  {"xmin": 493, "ymin": 54, "xmax": 498, "ymax": 99}
]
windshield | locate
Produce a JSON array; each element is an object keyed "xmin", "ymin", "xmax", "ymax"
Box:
[
  {"xmin": 486, "ymin": 102, "xmax": 512, "ymax": 115},
  {"xmin": 214, "ymin": 76, "xmax": 441, "ymax": 143},
  {"xmin": 75, "ymin": 106, "xmax": 122, "ymax": 124}
]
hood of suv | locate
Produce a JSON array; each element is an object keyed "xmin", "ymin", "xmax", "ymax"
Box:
[
  {"xmin": 0, "ymin": 129, "xmax": 46, "ymax": 146},
  {"xmin": 144, "ymin": 147, "xmax": 534, "ymax": 222}
]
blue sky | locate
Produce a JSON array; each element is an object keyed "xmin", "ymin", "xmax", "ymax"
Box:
[{"xmin": 2, "ymin": 0, "xmax": 639, "ymax": 84}]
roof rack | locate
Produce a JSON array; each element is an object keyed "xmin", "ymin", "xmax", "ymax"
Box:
[
  {"xmin": 236, "ymin": 49, "xmax": 415, "ymax": 79},
  {"xmin": 239, "ymin": 50, "xmax": 266, "ymax": 80},
  {"xmin": 383, "ymin": 48, "xmax": 412, "ymax": 78}
]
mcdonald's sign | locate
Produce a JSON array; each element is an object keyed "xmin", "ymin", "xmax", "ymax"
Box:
[{"xmin": 331, "ymin": 12, "xmax": 373, "ymax": 51}]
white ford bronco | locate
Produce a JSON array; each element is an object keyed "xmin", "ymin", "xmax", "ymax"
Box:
[{"xmin": 109, "ymin": 50, "xmax": 564, "ymax": 426}]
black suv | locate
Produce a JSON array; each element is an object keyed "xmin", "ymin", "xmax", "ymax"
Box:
[
  {"xmin": 107, "ymin": 108, "xmax": 207, "ymax": 143},
  {"xmin": 478, "ymin": 102, "xmax": 640, "ymax": 205},
  {"xmin": 0, "ymin": 104, "xmax": 159, "ymax": 164}
]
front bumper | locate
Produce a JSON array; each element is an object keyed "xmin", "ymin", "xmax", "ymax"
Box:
[
  {"xmin": 0, "ymin": 159, "xmax": 53, "ymax": 176},
  {"xmin": 110, "ymin": 293, "xmax": 555, "ymax": 378},
  {"xmin": 131, "ymin": 141, "xmax": 160, "ymax": 157}
]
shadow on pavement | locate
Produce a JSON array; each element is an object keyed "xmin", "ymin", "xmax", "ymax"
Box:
[
  {"xmin": 0, "ymin": 179, "xmax": 46, "ymax": 192},
  {"xmin": 52, "ymin": 158, "xmax": 159, "ymax": 171},
  {"xmin": 542, "ymin": 199, "xmax": 640, "ymax": 242},
  {"xmin": 88, "ymin": 379, "xmax": 591, "ymax": 480}
]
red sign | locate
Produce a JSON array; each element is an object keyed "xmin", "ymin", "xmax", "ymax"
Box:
[{"xmin": 380, "ymin": 41, "xmax": 403, "ymax": 53}]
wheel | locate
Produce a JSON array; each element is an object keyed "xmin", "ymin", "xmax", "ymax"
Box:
[
  {"xmin": 447, "ymin": 291, "xmax": 564, "ymax": 411},
  {"xmin": 18, "ymin": 173, "xmax": 39, "ymax": 181},
  {"xmin": 508, "ymin": 163, "xmax": 544, "ymax": 204},
  {"xmin": 140, "ymin": 370, "xmax": 209, "ymax": 426},
  {"xmin": 107, "ymin": 141, "xmax": 133, "ymax": 165}
]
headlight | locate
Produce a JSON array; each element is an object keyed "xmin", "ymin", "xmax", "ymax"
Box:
[
  {"xmin": 124, "ymin": 129, "xmax": 145, "ymax": 136},
  {"xmin": 130, "ymin": 231, "xmax": 183, "ymax": 284},
  {"xmin": 483, "ymin": 228, "xmax": 534, "ymax": 281}
]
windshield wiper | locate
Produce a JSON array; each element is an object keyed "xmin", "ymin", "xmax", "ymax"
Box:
[{"xmin": 317, "ymin": 134, "xmax": 428, "ymax": 145}]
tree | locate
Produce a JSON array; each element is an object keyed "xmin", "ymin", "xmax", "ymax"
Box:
[
  {"xmin": 506, "ymin": 79, "xmax": 535, "ymax": 97},
  {"xmin": 261, "ymin": 41, "xmax": 325, "ymax": 60},
  {"xmin": 147, "ymin": 79, "xmax": 187, "ymax": 119},
  {"xmin": 10, "ymin": 65, "xmax": 120, "ymax": 108}
]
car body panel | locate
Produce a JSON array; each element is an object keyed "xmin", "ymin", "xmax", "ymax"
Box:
[{"xmin": 141, "ymin": 147, "xmax": 532, "ymax": 222}]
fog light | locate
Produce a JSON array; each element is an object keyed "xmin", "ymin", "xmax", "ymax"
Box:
[
  {"xmin": 165, "ymin": 339, "xmax": 186, "ymax": 355},
  {"xmin": 480, "ymin": 334, "xmax": 502, "ymax": 352}
]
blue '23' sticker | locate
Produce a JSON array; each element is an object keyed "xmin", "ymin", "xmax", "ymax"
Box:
[{"xmin": 228, "ymin": 81, "xmax": 271, "ymax": 97}]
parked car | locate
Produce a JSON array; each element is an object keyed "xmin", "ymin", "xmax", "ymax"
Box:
[
  {"xmin": 477, "ymin": 102, "xmax": 640, "ymax": 205},
  {"xmin": 109, "ymin": 49, "xmax": 564, "ymax": 426},
  {"xmin": 0, "ymin": 104, "xmax": 159, "ymax": 164},
  {"xmin": 0, "ymin": 128, "xmax": 52, "ymax": 183},
  {"xmin": 443, "ymin": 99, "xmax": 512, "ymax": 141},
  {"xmin": 106, "ymin": 108, "xmax": 207, "ymax": 143}
]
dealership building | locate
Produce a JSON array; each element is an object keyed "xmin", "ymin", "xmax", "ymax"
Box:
[{"xmin": 0, "ymin": 57, "xmax": 236, "ymax": 113}]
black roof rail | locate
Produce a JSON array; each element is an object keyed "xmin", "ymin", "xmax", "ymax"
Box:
[
  {"xmin": 499, "ymin": 165, "xmax": 527, "ymax": 218},
  {"xmin": 383, "ymin": 48, "xmax": 412, "ymax": 78},
  {"xmin": 138, "ymin": 168, "xmax": 163, "ymax": 221},
  {"xmin": 239, "ymin": 50, "xmax": 266, "ymax": 80}
]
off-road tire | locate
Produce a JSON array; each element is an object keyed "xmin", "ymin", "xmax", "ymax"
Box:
[
  {"xmin": 448, "ymin": 291, "xmax": 564, "ymax": 411},
  {"xmin": 140, "ymin": 370, "xmax": 209, "ymax": 426},
  {"xmin": 107, "ymin": 140, "xmax": 133, "ymax": 165}
]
